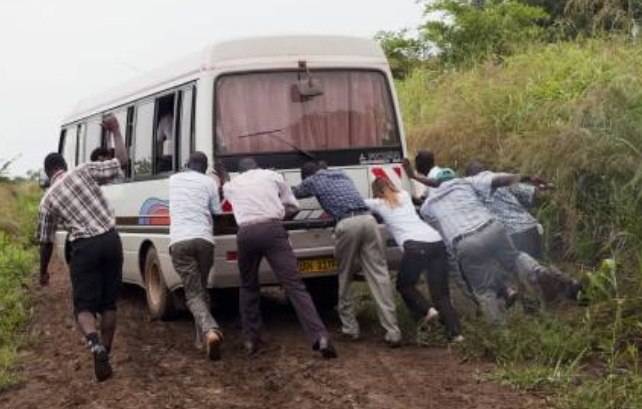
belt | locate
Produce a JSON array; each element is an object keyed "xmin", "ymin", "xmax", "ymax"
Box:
[
  {"xmin": 238, "ymin": 218, "xmax": 281, "ymax": 228},
  {"xmin": 337, "ymin": 210, "xmax": 371, "ymax": 222},
  {"xmin": 451, "ymin": 219, "xmax": 495, "ymax": 248}
]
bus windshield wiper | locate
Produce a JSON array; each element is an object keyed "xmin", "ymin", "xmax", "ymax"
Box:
[{"xmin": 239, "ymin": 128, "xmax": 317, "ymax": 161}]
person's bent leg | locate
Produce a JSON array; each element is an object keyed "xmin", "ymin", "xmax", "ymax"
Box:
[
  {"xmin": 70, "ymin": 233, "xmax": 113, "ymax": 381},
  {"xmin": 397, "ymin": 241, "xmax": 430, "ymax": 322},
  {"xmin": 424, "ymin": 242, "xmax": 462, "ymax": 339},
  {"xmin": 263, "ymin": 224, "xmax": 329, "ymax": 347},
  {"xmin": 456, "ymin": 234, "xmax": 505, "ymax": 324},
  {"xmin": 334, "ymin": 219, "xmax": 361, "ymax": 338},
  {"xmin": 358, "ymin": 217, "xmax": 401, "ymax": 344},
  {"xmin": 236, "ymin": 227, "xmax": 264, "ymax": 345},
  {"xmin": 98, "ymin": 230, "xmax": 123, "ymax": 352},
  {"xmin": 171, "ymin": 241, "xmax": 220, "ymax": 348}
]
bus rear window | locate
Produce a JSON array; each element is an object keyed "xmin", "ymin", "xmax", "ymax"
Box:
[{"xmin": 215, "ymin": 70, "xmax": 399, "ymax": 155}]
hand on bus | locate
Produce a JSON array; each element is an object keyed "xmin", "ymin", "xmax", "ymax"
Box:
[
  {"xmin": 402, "ymin": 158, "xmax": 415, "ymax": 178},
  {"xmin": 101, "ymin": 115, "xmax": 120, "ymax": 133}
]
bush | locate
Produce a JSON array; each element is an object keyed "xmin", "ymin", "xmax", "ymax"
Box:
[
  {"xmin": 398, "ymin": 37, "xmax": 642, "ymax": 407},
  {"xmin": 0, "ymin": 182, "xmax": 40, "ymax": 390}
]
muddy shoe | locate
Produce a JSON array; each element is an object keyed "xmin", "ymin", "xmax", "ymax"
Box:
[
  {"xmin": 314, "ymin": 336, "xmax": 338, "ymax": 359},
  {"xmin": 92, "ymin": 345, "xmax": 113, "ymax": 382},
  {"xmin": 205, "ymin": 330, "xmax": 222, "ymax": 361},
  {"xmin": 243, "ymin": 339, "xmax": 262, "ymax": 358}
]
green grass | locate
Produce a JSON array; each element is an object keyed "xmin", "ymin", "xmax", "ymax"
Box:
[
  {"xmin": 397, "ymin": 37, "xmax": 642, "ymax": 408},
  {"xmin": 0, "ymin": 182, "xmax": 40, "ymax": 391}
]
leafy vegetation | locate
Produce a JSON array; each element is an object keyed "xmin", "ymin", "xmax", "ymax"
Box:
[
  {"xmin": 0, "ymin": 180, "xmax": 40, "ymax": 390},
  {"xmin": 378, "ymin": 0, "xmax": 642, "ymax": 407}
]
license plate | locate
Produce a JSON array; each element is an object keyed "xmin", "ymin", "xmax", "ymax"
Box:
[{"xmin": 298, "ymin": 258, "xmax": 339, "ymax": 274}]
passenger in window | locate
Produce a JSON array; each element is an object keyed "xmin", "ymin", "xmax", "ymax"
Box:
[
  {"xmin": 36, "ymin": 114, "xmax": 127, "ymax": 382},
  {"xmin": 156, "ymin": 113, "xmax": 173, "ymax": 172},
  {"xmin": 292, "ymin": 161, "xmax": 403, "ymax": 347}
]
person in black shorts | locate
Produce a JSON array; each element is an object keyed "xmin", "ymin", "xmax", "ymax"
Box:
[{"xmin": 37, "ymin": 115, "xmax": 127, "ymax": 382}]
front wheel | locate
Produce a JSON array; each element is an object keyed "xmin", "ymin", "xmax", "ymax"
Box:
[{"xmin": 144, "ymin": 247, "xmax": 175, "ymax": 320}]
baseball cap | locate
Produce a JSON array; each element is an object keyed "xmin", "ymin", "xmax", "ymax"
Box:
[{"xmin": 434, "ymin": 167, "xmax": 457, "ymax": 183}]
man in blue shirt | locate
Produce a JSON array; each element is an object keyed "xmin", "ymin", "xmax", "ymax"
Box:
[
  {"xmin": 421, "ymin": 169, "xmax": 570, "ymax": 323},
  {"xmin": 292, "ymin": 162, "xmax": 402, "ymax": 347}
]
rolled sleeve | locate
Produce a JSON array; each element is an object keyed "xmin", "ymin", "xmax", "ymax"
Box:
[
  {"xmin": 467, "ymin": 171, "xmax": 496, "ymax": 199},
  {"xmin": 85, "ymin": 158, "xmax": 123, "ymax": 184},
  {"xmin": 275, "ymin": 176, "xmax": 299, "ymax": 211},
  {"xmin": 36, "ymin": 204, "xmax": 57, "ymax": 243},
  {"xmin": 209, "ymin": 180, "xmax": 222, "ymax": 214}
]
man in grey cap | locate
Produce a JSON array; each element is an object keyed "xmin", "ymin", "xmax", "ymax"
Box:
[{"xmin": 420, "ymin": 168, "xmax": 570, "ymax": 323}]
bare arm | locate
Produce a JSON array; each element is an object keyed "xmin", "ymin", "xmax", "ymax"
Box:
[
  {"xmin": 39, "ymin": 243, "xmax": 53, "ymax": 286},
  {"xmin": 402, "ymin": 158, "xmax": 439, "ymax": 188},
  {"xmin": 102, "ymin": 115, "xmax": 127, "ymax": 165}
]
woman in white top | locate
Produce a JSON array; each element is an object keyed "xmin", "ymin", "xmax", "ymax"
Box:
[{"xmin": 365, "ymin": 176, "xmax": 462, "ymax": 341}]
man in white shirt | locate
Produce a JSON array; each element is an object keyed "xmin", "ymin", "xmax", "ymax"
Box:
[
  {"xmin": 169, "ymin": 151, "xmax": 223, "ymax": 360},
  {"xmin": 221, "ymin": 157, "xmax": 337, "ymax": 359}
]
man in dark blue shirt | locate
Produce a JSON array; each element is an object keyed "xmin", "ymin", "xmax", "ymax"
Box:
[{"xmin": 292, "ymin": 162, "xmax": 402, "ymax": 347}]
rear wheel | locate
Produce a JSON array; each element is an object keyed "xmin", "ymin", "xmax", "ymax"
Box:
[{"xmin": 144, "ymin": 247, "xmax": 175, "ymax": 320}]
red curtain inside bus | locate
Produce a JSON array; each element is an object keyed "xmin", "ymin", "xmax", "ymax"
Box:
[{"xmin": 215, "ymin": 70, "xmax": 399, "ymax": 154}]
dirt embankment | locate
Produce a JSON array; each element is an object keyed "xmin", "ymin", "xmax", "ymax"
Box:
[{"xmin": 1, "ymin": 258, "xmax": 543, "ymax": 409}]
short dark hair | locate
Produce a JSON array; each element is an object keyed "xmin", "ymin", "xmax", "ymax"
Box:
[
  {"xmin": 415, "ymin": 150, "xmax": 435, "ymax": 175},
  {"xmin": 464, "ymin": 160, "xmax": 486, "ymax": 177},
  {"xmin": 187, "ymin": 151, "xmax": 208, "ymax": 173},
  {"xmin": 238, "ymin": 157, "xmax": 259, "ymax": 173},
  {"xmin": 301, "ymin": 161, "xmax": 321, "ymax": 180},
  {"xmin": 43, "ymin": 153, "xmax": 67, "ymax": 178},
  {"xmin": 90, "ymin": 147, "xmax": 111, "ymax": 162}
]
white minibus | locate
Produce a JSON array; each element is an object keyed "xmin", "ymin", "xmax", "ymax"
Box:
[{"xmin": 56, "ymin": 35, "xmax": 410, "ymax": 318}]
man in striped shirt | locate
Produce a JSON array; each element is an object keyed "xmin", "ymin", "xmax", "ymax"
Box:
[{"xmin": 37, "ymin": 115, "xmax": 127, "ymax": 382}]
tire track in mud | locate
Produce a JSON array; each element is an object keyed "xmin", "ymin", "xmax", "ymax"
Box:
[{"xmin": 1, "ymin": 257, "xmax": 544, "ymax": 409}]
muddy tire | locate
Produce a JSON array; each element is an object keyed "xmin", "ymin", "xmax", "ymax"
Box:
[{"xmin": 144, "ymin": 247, "xmax": 175, "ymax": 320}]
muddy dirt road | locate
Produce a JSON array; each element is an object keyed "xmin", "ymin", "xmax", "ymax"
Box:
[{"xmin": 1, "ymin": 258, "xmax": 543, "ymax": 409}]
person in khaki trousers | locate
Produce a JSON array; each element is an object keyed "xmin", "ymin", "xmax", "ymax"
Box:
[
  {"xmin": 293, "ymin": 161, "xmax": 402, "ymax": 347},
  {"xmin": 169, "ymin": 152, "xmax": 223, "ymax": 360}
]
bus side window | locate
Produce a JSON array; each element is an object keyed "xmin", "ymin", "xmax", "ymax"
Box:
[
  {"xmin": 154, "ymin": 93, "xmax": 176, "ymax": 174},
  {"xmin": 76, "ymin": 122, "xmax": 86, "ymax": 163},
  {"xmin": 133, "ymin": 101, "xmax": 155, "ymax": 178},
  {"xmin": 178, "ymin": 87, "xmax": 194, "ymax": 170},
  {"xmin": 125, "ymin": 106, "xmax": 135, "ymax": 179},
  {"xmin": 85, "ymin": 118, "xmax": 103, "ymax": 164},
  {"xmin": 62, "ymin": 126, "xmax": 78, "ymax": 168}
]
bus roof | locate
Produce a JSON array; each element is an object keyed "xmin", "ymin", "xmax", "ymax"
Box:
[{"xmin": 63, "ymin": 35, "xmax": 386, "ymax": 124}]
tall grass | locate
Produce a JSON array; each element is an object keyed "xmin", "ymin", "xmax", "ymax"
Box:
[
  {"xmin": 398, "ymin": 38, "xmax": 642, "ymax": 407},
  {"xmin": 0, "ymin": 182, "xmax": 40, "ymax": 390}
]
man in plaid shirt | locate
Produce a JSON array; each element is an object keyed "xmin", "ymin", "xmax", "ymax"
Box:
[{"xmin": 37, "ymin": 115, "xmax": 127, "ymax": 382}]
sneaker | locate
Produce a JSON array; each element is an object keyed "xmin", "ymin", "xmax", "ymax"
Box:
[
  {"xmin": 205, "ymin": 330, "xmax": 222, "ymax": 361},
  {"xmin": 384, "ymin": 333, "xmax": 402, "ymax": 348},
  {"xmin": 450, "ymin": 335, "xmax": 465, "ymax": 343},
  {"xmin": 339, "ymin": 330, "xmax": 360, "ymax": 342},
  {"xmin": 92, "ymin": 345, "xmax": 113, "ymax": 382},
  {"xmin": 424, "ymin": 307, "xmax": 439, "ymax": 324},
  {"xmin": 565, "ymin": 279, "xmax": 584, "ymax": 301}
]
